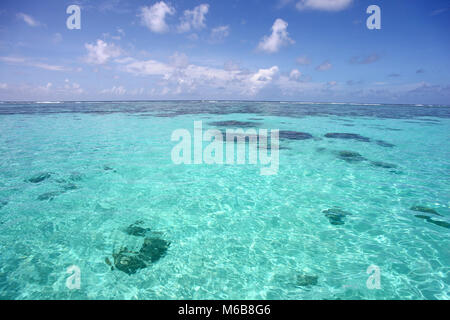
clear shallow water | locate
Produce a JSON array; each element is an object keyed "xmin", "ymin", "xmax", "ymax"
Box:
[{"xmin": 0, "ymin": 101, "xmax": 449, "ymax": 300}]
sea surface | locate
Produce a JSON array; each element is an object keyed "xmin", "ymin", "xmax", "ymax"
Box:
[{"xmin": 0, "ymin": 101, "xmax": 449, "ymax": 300}]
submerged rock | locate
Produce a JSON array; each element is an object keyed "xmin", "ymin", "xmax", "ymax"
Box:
[
  {"xmin": 415, "ymin": 215, "xmax": 450, "ymax": 229},
  {"xmin": 112, "ymin": 247, "xmax": 147, "ymax": 275},
  {"xmin": 37, "ymin": 191, "xmax": 63, "ymax": 201},
  {"xmin": 139, "ymin": 237, "xmax": 170, "ymax": 263},
  {"xmin": 209, "ymin": 120, "xmax": 259, "ymax": 128},
  {"xmin": 375, "ymin": 140, "xmax": 395, "ymax": 148},
  {"xmin": 370, "ymin": 161, "xmax": 398, "ymax": 169},
  {"xmin": 410, "ymin": 206, "xmax": 442, "ymax": 216},
  {"xmin": 279, "ymin": 131, "xmax": 313, "ymax": 140},
  {"xmin": 125, "ymin": 222, "xmax": 151, "ymax": 237},
  {"xmin": 69, "ymin": 172, "xmax": 84, "ymax": 182},
  {"xmin": 27, "ymin": 172, "xmax": 51, "ymax": 183},
  {"xmin": 323, "ymin": 208, "xmax": 351, "ymax": 226},
  {"xmin": 325, "ymin": 133, "xmax": 371, "ymax": 142},
  {"xmin": 337, "ymin": 151, "xmax": 367, "ymax": 163},
  {"xmin": 105, "ymin": 257, "xmax": 114, "ymax": 270},
  {"xmin": 103, "ymin": 165, "xmax": 115, "ymax": 172},
  {"xmin": 112, "ymin": 234, "xmax": 170, "ymax": 275},
  {"xmin": 428, "ymin": 220, "xmax": 450, "ymax": 229},
  {"xmin": 296, "ymin": 274, "xmax": 319, "ymax": 287},
  {"xmin": 63, "ymin": 183, "xmax": 78, "ymax": 191},
  {"xmin": 0, "ymin": 200, "xmax": 7, "ymax": 209}
]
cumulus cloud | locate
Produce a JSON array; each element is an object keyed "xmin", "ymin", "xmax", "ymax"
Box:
[
  {"xmin": 63, "ymin": 79, "xmax": 84, "ymax": 94},
  {"xmin": 248, "ymin": 66, "xmax": 279, "ymax": 95},
  {"xmin": 120, "ymin": 53, "xmax": 280, "ymax": 96},
  {"xmin": 210, "ymin": 25, "xmax": 230, "ymax": 43},
  {"xmin": 178, "ymin": 4, "xmax": 209, "ymax": 33},
  {"xmin": 289, "ymin": 69, "xmax": 302, "ymax": 80},
  {"xmin": 16, "ymin": 13, "xmax": 41, "ymax": 27},
  {"xmin": 258, "ymin": 19, "xmax": 294, "ymax": 53},
  {"xmin": 84, "ymin": 40, "xmax": 122, "ymax": 64},
  {"xmin": 296, "ymin": 0, "xmax": 353, "ymax": 11},
  {"xmin": 139, "ymin": 1, "xmax": 175, "ymax": 33},
  {"xmin": 316, "ymin": 60, "xmax": 332, "ymax": 71}
]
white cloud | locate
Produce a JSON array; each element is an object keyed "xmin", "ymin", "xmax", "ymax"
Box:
[
  {"xmin": 100, "ymin": 86, "xmax": 127, "ymax": 95},
  {"xmin": 139, "ymin": 1, "xmax": 175, "ymax": 33},
  {"xmin": 123, "ymin": 59, "xmax": 174, "ymax": 77},
  {"xmin": 247, "ymin": 66, "xmax": 279, "ymax": 95},
  {"xmin": 16, "ymin": 13, "xmax": 41, "ymax": 27},
  {"xmin": 120, "ymin": 53, "xmax": 280, "ymax": 96},
  {"xmin": 296, "ymin": 0, "xmax": 353, "ymax": 11},
  {"xmin": 84, "ymin": 40, "xmax": 122, "ymax": 64},
  {"xmin": 0, "ymin": 56, "xmax": 26, "ymax": 64},
  {"xmin": 296, "ymin": 55, "xmax": 311, "ymax": 65},
  {"xmin": 178, "ymin": 4, "xmax": 209, "ymax": 33},
  {"xmin": 53, "ymin": 33, "xmax": 63, "ymax": 44},
  {"xmin": 289, "ymin": 69, "xmax": 302, "ymax": 80},
  {"xmin": 0, "ymin": 83, "xmax": 7, "ymax": 89},
  {"xmin": 0, "ymin": 80, "xmax": 86, "ymax": 100},
  {"xmin": 187, "ymin": 33, "xmax": 199, "ymax": 41},
  {"xmin": 0, "ymin": 56, "xmax": 68, "ymax": 71},
  {"xmin": 327, "ymin": 80, "xmax": 337, "ymax": 87},
  {"xmin": 63, "ymin": 79, "xmax": 84, "ymax": 94},
  {"xmin": 117, "ymin": 28, "xmax": 125, "ymax": 37},
  {"xmin": 169, "ymin": 52, "xmax": 189, "ymax": 69},
  {"xmin": 31, "ymin": 63, "xmax": 67, "ymax": 71},
  {"xmin": 316, "ymin": 60, "xmax": 332, "ymax": 71},
  {"xmin": 258, "ymin": 19, "xmax": 294, "ymax": 53},
  {"xmin": 210, "ymin": 25, "xmax": 230, "ymax": 43},
  {"xmin": 276, "ymin": 75, "xmax": 325, "ymax": 95},
  {"xmin": 224, "ymin": 61, "xmax": 240, "ymax": 71}
]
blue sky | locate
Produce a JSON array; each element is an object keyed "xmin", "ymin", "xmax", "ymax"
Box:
[{"xmin": 0, "ymin": 0, "xmax": 449, "ymax": 104}]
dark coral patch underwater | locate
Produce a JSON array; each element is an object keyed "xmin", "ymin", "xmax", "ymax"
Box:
[
  {"xmin": 415, "ymin": 215, "xmax": 450, "ymax": 229},
  {"xmin": 296, "ymin": 274, "xmax": 319, "ymax": 287},
  {"xmin": 325, "ymin": 133, "xmax": 371, "ymax": 142},
  {"xmin": 325, "ymin": 133, "xmax": 395, "ymax": 148},
  {"xmin": 125, "ymin": 221, "xmax": 152, "ymax": 237},
  {"xmin": 0, "ymin": 200, "xmax": 7, "ymax": 209},
  {"xmin": 26, "ymin": 172, "xmax": 52, "ymax": 183},
  {"xmin": 279, "ymin": 131, "xmax": 314, "ymax": 141},
  {"xmin": 208, "ymin": 120, "xmax": 260, "ymax": 128},
  {"xmin": 370, "ymin": 161, "xmax": 397, "ymax": 169},
  {"xmin": 410, "ymin": 206, "xmax": 442, "ymax": 217},
  {"xmin": 110, "ymin": 222, "xmax": 170, "ymax": 275},
  {"xmin": 323, "ymin": 208, "xmax": 352, "ymax": 226},
  {"xmin": 375, "ymin": 140, "xmax": 395, "ymax": 148},
  {"xmin": 37, "ymin": 191, "xmax": 63, "ymax": 201},
  {"xmin": 112, "ymin": 237, "xmax": 170, "ymax": 275},
  {"xmin": 336, "ymin": 151, "xmax": 367, "ymax": 163}
]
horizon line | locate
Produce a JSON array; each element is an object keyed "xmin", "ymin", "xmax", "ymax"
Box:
[{"xmin": 1, "ymin": 99, "xmax": 449, "ymax": 107}]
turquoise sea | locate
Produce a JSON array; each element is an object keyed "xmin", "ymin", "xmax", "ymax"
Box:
[{"xmin": 0, "ymin": 101, "xmax": 449, "ymax": 300}]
